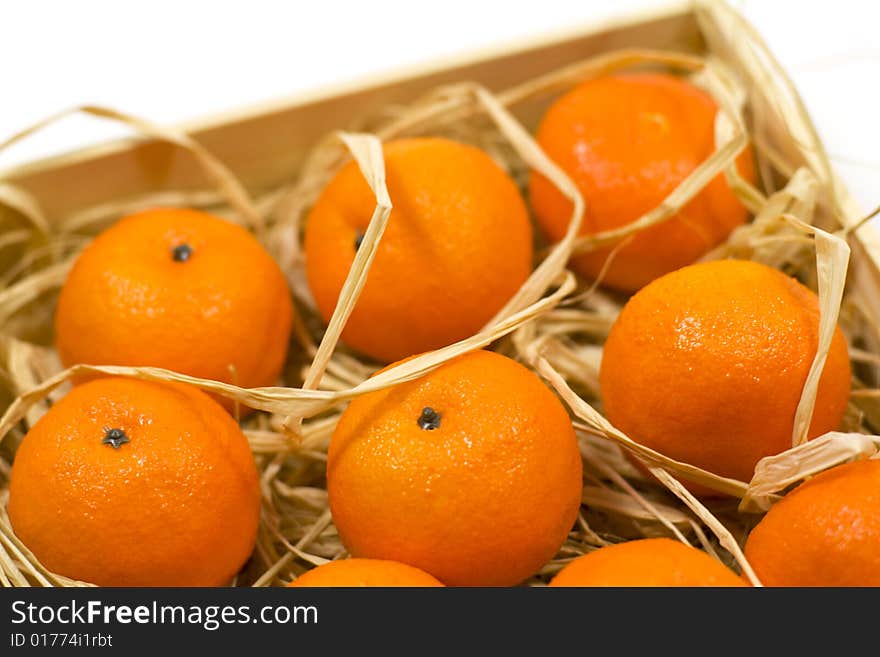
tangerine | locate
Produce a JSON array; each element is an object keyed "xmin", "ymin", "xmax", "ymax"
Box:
[
  {"xmin": 745, "ymin": 459, "xmax": 880, "ymax": 586},
  {"xmin": 599, "ymin": 259, "xmax": 850, "ymax": 486},
  {"xmin": 8, "ymin": 377, "xmax": 261, "ymax": 586},
  {"xmin": 530, "ymin": 73, "xmax": 755, "ymax": 292},
  {"xmin": 327, "ymin": 350, "xmax": 583, "ymax": 586},
  {"xmin": 55, "ymin": 207, "xmax": 293, "ymax": 411},
  {"xmin": 304, "ymin": 137, "xmax": 533, "ymax": 363},
  {"xmin": 287, "ymin": 558, "xmax": 444, "ymax": 587},
  {"xmin": 548, "ymin": 538, "xmax": 746, "ymax": 587}
]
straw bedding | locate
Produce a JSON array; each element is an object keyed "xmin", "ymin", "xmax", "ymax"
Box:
[{"xmin": 0, "ymin": 2, "xmax": 878, "ymax": 587}]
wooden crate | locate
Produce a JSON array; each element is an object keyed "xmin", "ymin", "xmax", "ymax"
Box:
[
  {"xmin": 3, "ymin": 1, "xmax": 875, "ymax": 294},
  {"xmin": 1, "ymin": 0, "xmax": 878, "ymax": 587}
]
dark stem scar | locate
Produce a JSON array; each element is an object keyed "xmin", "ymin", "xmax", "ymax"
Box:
[
  {"xmin": 172, "ymin": 243, "xmax": 193, "ymax": 262},
  {"xmin": 417, "ymin": 407, "xmax": 442, "ymax": 431},
  {"xmin": 102, "ymin": 427, "xmax": 130, "ymax": 449}
]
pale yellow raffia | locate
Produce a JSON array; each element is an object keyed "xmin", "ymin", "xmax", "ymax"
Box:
[{"xmin": 0, "ymin": 0, "xmax": 878, "ymax": 587}]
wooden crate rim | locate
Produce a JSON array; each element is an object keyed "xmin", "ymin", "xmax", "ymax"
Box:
[{"xmin": 0, "ymin": 1, "xmax": 692, "ymax": 182}]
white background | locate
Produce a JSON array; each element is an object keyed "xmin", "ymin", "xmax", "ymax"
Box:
[{"xmin": 1, "ymin": 0, "xmax": 877, "ymax": 221}]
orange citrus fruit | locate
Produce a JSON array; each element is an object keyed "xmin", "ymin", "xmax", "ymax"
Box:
[
  {"xmin": 530, "ymin": 73, "xmax": 755, "ymax": 292},
  {"xmin": 8, "ymin": 377, "xmax": 260, "ymax": 586},
  {"xmin": 287, "ymin": 559, "xmax": 444, "ymax": 587},
  {"xmin": 55, "ymin": 208, "xmax": 293, "ymax": 411},
  {"xmin": 745, "ymin": 459, "xmax": 880, "ymax": 586},
  {"xmin": 600, "ymin": 259, "xmax": 850, "ymax": 486},
  {"xmin": 549, "ymin": 538, "xmax": 746, "ymax": 586},
  {"xmin": 327, "ymin": 350, "xmax": 583, "ymax": 586},
  {"xmin": 304, "ymin": 137, "xmax": 533, "ymax": 363}
]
